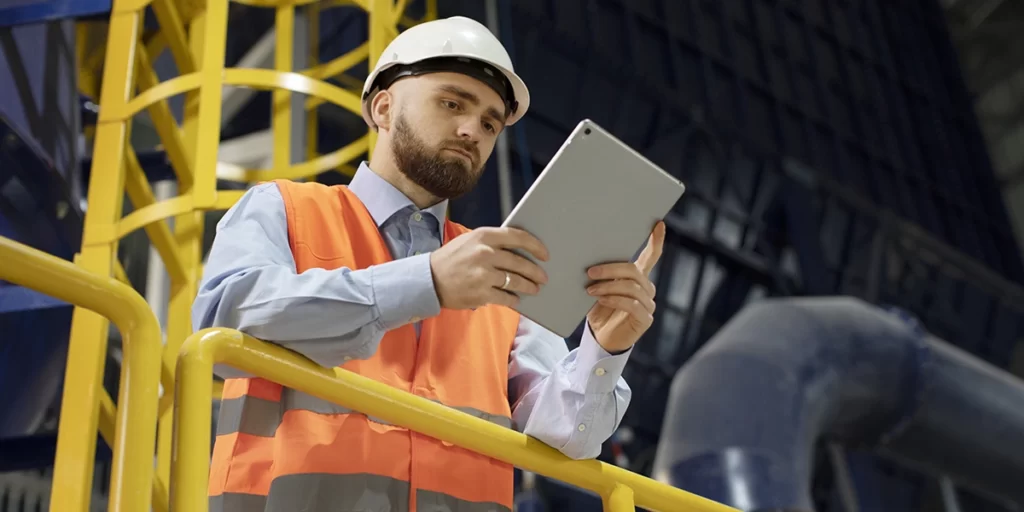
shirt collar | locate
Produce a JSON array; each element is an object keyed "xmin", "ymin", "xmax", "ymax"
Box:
[{"xmin": 347, "ymin": 161, "xmax": 449, "ymax": 228}]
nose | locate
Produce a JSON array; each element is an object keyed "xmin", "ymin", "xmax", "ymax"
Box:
[{"xmin": 455, "ymin": 118, "xmax": 484, "ymax": 141}]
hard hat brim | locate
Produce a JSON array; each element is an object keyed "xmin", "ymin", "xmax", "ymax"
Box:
[{"xmin": 362, "ymin": 53, "xmax": 531, "ymax": 129}]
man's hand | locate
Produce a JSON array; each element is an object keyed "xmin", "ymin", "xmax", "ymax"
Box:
[
  {"xmin": 430, "ymin": 227, "xmax": 550, "ymax": 310},
  {"xmin": 585, "ymin": 221, "xmax": 665, "ymax": 353}
]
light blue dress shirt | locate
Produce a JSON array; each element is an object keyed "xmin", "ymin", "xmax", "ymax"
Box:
[{"xmin": 192, "ymin": 162, "xmax": 633, "ymax": 460}]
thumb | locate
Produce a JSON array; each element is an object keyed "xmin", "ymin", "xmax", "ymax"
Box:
[{"xmin": 636, "ymin": 221, "xmax": 665, "ymax": 276}]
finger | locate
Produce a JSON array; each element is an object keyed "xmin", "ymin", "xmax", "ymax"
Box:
[
  {"xmin": 483, "ymin": 227, "xmax": 550, "ymax": 261},
  {"xmin": 483, "ymin": 288, "xmax": 520, "ymax": 308},
  {"xmin": 596, "ymin": 296, "xmax": 654, "ymax": 324},
  {"xmin": 586, "ymin": 263, "xmax": 656, "ymax": 296},
  {"xmin": 492, "ymin": 249, "xmax": 548, "ymax": 286},
  {"xmin": 588, "ymin": 262, "xmax": 646, "ymax": 284},
  {"xmin": 587, "ymin": 281, "xmax": 655, "ymax": 313},
  {"xmin": 636, "ymin": 221, "xmax": 666, "ymax": 276},
  {"xmin": 492, "ymin": 269, "xmax": 541, "ymax": 295}
]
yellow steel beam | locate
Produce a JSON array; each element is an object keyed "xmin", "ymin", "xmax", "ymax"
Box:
[
  {"xmin": 121, "ymin": 73, "xmax": 201, "ymax": 119},
  {"xmin": 98, "ymin": 388, "xmax": 117, "ymax": 447},
  {"xmin": 366, "ymin": 0, "xmax": 394, "ymax": 155},
  {"xmin": 212, "ymin": 379, "xmax": 224, "ymax": 400},
  {"xmin": 424, "ymin": 0, "xmax": 438, "ymax": 22},
  {"xmin": 114, "ymin": 0, "xmax": 156, "ymax": 14},
  {"xmin": 232, "ymin": 0, "xmax": 320, "ymax": 6},
  {"xmin": 397, "ymin": 0, "xmax": 437, "ymax": 29},
  {"xmin": 86, "ymin": 192, "xmax": 243, "ymax": 245},
  {"xmin": 76, "ymin": 23, "xmax": 89, "ymax": 76},
  {"xmin": 152, "ymin": 476, "xmax": 170, "ymax": 512},
  {"xmin": 216, "ymin": 133, "xmax": 369, "ymax": 182},
  {"xmin": 391, "ymin": 0, "xmax": 410, "ymax": 26},
  {"xmin": 320, "ymin": 0, "xmax": 366, "ymax": 10},
  {"xmin": 58, "ymin": 7, "xmax": 140, "ymax": 511},
  {"xmin": 0, "ymin": 237, "xmax": 162, "ymax": 512},
  {"xmin": 333, "ymin": 73, "xmax": 365, "ymax": 92},
  {"xmin": 172, "ymin": 328, "xmax": 740, "ymax": 512},
  {"xmin": 135, "ymin": 49, "xmax": 195, "ymax": 189},
  {"xmin": 77, "ymin": 22, "xmax": 107, "ymax": 100},
  {"xmin": 123, "ymin": 148, "xmax": 189, "ymax": 284},
  {"xmin": 273, "ymin": 5, "xmax": 295, "ymax": 171},
  {"xmin": 150, "ymin": 0, "xmax": 196, "ymax": 74},
  {"xmin": 156, "ymin": 1, "xmax": 227, "ymax": 489},
  {"xmin": 189, "ymin": 0, "xmax": 229, "ymax": 208},
  {"xmin": 171, "ymin": 0, "xmax": 204, "ymax": 24},
  {"xmin": 112, "ymin": 259, "xmax": 131, "ymax": 285},
  {"xmin": 143, "ymin": 30, "xmax": 168, "ymax": 61},
  {"xmin": 303, "ymin": 42, "xmax": 368, "ymax": 81},
  {"xmin": 307, "ymin": 1, "xmax": 320, "ymax": 163}
]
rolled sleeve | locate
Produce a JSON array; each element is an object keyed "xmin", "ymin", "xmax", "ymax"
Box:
[{"xmin": 370, "ymin": 252, "xmax": 441, "ymax": 330}]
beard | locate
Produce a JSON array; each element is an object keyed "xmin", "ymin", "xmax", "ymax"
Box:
[{"xmin": 391, "ymin": 113, "xmax": 483, "ymax": 200}]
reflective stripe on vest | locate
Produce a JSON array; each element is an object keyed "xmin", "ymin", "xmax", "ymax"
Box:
[
  {"xmin": 210, "ymin": 474, "xmax": 511, "ymax": 512},
  {"xmin": 208, "ymin": 179, "xmax": 521, "ymax": 512},
  {"xmin": 216, "ymin": 390, "xmax": 514, "ymax": 438}
]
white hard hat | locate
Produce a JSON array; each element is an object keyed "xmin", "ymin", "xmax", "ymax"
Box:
[{"xmin": 361, "ymin": 16, "xmax": 531, "ymax": 128}]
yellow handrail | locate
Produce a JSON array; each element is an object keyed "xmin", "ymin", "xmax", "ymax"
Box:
[
  {"xmin": 172, "ymin": 328, "xmax": 739, "ymax": 512},
  {"xmin": 0, "ymin": 237, "xmax": 163, "ymax": 512}
]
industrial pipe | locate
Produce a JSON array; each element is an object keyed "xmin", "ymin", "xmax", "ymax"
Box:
[{"xmin": 652, "ymin": 296, "xmax": 1024, "ymax": 511}]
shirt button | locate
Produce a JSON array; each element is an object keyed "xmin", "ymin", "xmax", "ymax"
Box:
[
  {"xmin": 577, "ymin": 424, "xmax": 587, "ymax": 432},
  {"xmin": 412, "ymin": 212, "xmax": 423, "ymax": 222},
  {"xmin": 595, "ymin": 368, "xmax": 606, "ymax": 376}
]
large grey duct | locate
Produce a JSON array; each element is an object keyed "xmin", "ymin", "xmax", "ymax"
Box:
[{"xmin": 653, "ymin": 297, "xmax": 1024, "ymax": 511}]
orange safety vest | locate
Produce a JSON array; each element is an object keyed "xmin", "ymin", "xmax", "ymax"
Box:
[{"xmin": 208, "ymin": 179, "xmax": 521, "ymax": 512}]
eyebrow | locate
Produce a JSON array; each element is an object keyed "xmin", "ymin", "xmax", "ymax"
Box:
[{"xmin": 437, "ymin": 84, "xmax": 506, "ymax": 124}]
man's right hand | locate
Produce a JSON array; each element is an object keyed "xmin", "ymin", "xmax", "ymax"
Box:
[{"xmin": 429, "ymin": 227, "xmax": 550, "ymax": 310}]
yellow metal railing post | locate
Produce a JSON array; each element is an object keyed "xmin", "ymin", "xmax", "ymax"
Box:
[
  {"xmin": 56, "ymin": 5, "xmax": 141, "ymax": 511},
  {"xmin": 0, "ymin": 238, "xmax": 162, "ymax": 512},
  {"xmin": 156, "ymin": 0, "xmax": 227, "ymax": 491},
  {"xmin": 367, "ymin": 0, "xmax": 393, "ymax": 156},
  {"xmin": 605, "ymin": 483, "xmax": 636, "ymax": 512},
  {"xmin": 172, "ymin": 328, "xmax": 740, "ymax": 512},
  {"xmin": 170, "ymin": 331, "xmax": 219, "ymax": 512},
  {"xmin": 188, "ymin": 0, "xmax": 228, "ymax": 208},
  {"xmin": 307, "ymin": 2, "xmax": 320, "ymax": 163},
  {"xmin": 274, "ymin": 4, "xmax": 295, "ymax": 171}
]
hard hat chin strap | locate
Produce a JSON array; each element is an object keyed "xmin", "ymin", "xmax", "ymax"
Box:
[{"xmin": 366, "ymin": 56, "xmax": 518, "ymax": 119}]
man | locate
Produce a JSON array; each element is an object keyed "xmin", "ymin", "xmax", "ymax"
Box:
[{"xmin": 193, "ymin": 15, "xmax": 664, "ymax": 512}]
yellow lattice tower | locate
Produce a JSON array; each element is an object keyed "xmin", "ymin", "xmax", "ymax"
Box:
[{"xmin": 58, "ymin": 1, "xmax": 435, "ymax": 510}]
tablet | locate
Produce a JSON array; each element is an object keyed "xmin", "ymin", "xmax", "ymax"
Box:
[{"xmin": 500, "ymin": 119, "xmax": 686, "ymax": 338}]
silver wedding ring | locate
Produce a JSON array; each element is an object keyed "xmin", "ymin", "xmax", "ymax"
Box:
[{"xmin": 501, "ymin": 271, "xmax": 511, "ymax": 290}]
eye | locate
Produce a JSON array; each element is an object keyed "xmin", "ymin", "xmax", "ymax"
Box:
[
  {"xmin": 483, "ymin": 121, "xmax": 497, "ymax": 134},
  {"xmin": 441, "ymin": 99, "xmax": 459, "ymax": 110}
]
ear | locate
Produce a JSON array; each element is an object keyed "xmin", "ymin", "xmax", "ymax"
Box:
[{"xmin": 370, "ymin": 90, "xmax": 393, "ymax": 131}]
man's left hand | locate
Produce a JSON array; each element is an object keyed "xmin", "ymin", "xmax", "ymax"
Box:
[{"xmin": 585, "ymin": 221, "xmax": 666, "ymax": 354}]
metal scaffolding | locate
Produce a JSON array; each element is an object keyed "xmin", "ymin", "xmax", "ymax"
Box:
[{"xmin": 60, "ymin": 1, "xmax": 435, "ymax": 510}]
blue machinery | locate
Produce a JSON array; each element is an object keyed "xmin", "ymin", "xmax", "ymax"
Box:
[{"xmin": 656, "ymin": 297, "xmax": 1024, "ymax": 511}]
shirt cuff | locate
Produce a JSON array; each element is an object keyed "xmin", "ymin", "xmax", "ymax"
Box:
[
  {"xmin": 369, "ymin": 253, "xmax": 441, "ymax": 330},
  {"xmin": 570, "ymin": 322, "xmax": 632, "ymax": 394}
]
